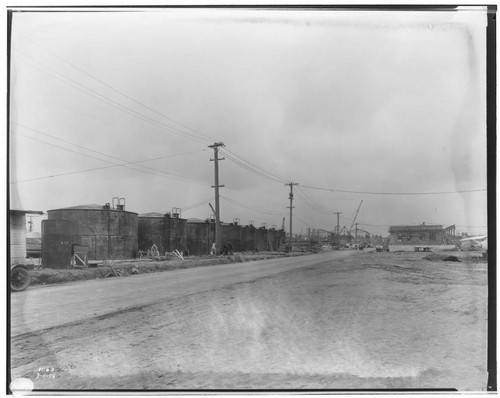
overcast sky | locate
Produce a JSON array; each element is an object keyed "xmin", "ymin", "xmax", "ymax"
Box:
[{"xmin": 9, "ymin": 7, "xmax": 488, "ymax": 236}]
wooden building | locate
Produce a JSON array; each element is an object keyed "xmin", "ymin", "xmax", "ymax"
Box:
[{"xmin": 388, "ymin": 223, "xmax": 457, "ymax": 245}]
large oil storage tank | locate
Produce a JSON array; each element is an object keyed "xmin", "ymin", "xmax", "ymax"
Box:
[
  {"xmin": 255, "ymin": 227, "xmax": 268, "ymax": 251},
  {"xmin": 138, "ymin": 211, "xmax": 187, "ymax": 254},
  {"xmin": 45, "ymin": 202, "xmax": 138, "ymax": 264},
  {"xmin": 241, "ymin": 225, "xmax": 256, "ymax": 251},
  {"xmin": 274, "ymin": 229, "xmax": 286, "ymax": 251},
  {"xmin": 186, "ymin": 219, "xmax": 215, "ymax": 255},
  {"xmin": 41, "ymin": 219, "xmax": 75, "ymax": 269},
  {"xmin": 221, "ymin": 222, "xmax": 242, "ymax": 252}
]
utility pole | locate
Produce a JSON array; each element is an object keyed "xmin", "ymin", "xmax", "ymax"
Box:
[
  {"xmin": 333, "ymin": 212, "xmax": 342, "ymax": 246},
  {"xmin": 27, "ymin": 216, "xmax": 34, "ymax": 233},
  {"xmin": 355, "ymin": 222, "xmax": 358, "ymax": 246},
  {"xmin": 333, "ymin": 212, "xmax": 341, "ymax": 235},
  {"xmin": 209, "ymin": 142, "xmax": 225, "ymax": 254},
  {"xmin": 285, "ymin": 182, "xmax": 299, "ymax": 251}
]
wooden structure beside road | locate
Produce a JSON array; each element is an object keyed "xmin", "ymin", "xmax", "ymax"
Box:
[{"xmin": 388, "ymin": 223, "xmax": 458, "ymax": 246}]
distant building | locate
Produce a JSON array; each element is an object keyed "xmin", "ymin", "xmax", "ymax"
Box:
[{"xmin": 388, "ymin": 223, "xmax": 457, "ymax": 245}]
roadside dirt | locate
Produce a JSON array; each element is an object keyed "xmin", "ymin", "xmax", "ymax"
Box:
[
  {"xmin": 28, "ymin": 252, "xmax": 298, "ymax": 287},
  {"xmin": 10, "ymin": 251, "xmax": 487, "ymax": 391}
]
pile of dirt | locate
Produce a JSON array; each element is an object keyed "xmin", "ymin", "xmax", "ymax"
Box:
[
  {"xmin": 423, "ymin": 253, "xmax": 460, "ymax": 262},
  {"xmin": 29, "ymin": 252, "xmax": 295, "ymax": 287}
]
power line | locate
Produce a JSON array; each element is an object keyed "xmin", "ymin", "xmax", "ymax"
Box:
[
  {"xmin": 11, "ymin": 146, "xmax": 206, "ymax": 183},
  {"xmin": 11, "ymin": 130, "xmax": 208, "ymax": 185},
  {"xmin": 220, "ymin": 194, "xmax": 279, "ymax": 216},
  {"xmin": 225, "ymin": 145, "xmax": 485, "ymax": 197},
  {"xmin": 11, "ymin": 35, "xmax": 487, "ymax": 199},
  {"xmin": 221, "ymin": 151, "xmax": 287, "ymax": 184},
  {"xmin": 12, "ymin": 131, "xmax": 119, "ymax": 164},
  {"xmin": 11, "ymin": 47, "xmax": 487, "ymax": 199},
  {"xmin": 223, "ymin": 186, "xmax": 284, "ymax": 210},
  {"xmin": 300, "ymin": 184, "xmax": 486, "ymax": 196},
  {"xmin": 222, "ymin": 147, "xmax": 289, "ymax": 184},
  {"xmin": 12, "ymin": 31, "xmax": 215, "ymax": 144},
  {"xmin": 292, "ymin": 213, "xmax": 312, "ymax": 228},
  {"xmin": 12, "ymin": 121, "xmax": 207, "ymax": 180},
  {"xmin": 295, "ymin": 187, "xmax": 330, "ymax": 214},
  {"xmin": 13, "ymin": 49, "xmax": 211, "ymax": 145},
  {"xmin": 181, "ymin": 197, "xmax": 214, "ymax": 212},
  {"xmin": 13, "ymin": 121, "xmax": 146, "ymax": 164}
]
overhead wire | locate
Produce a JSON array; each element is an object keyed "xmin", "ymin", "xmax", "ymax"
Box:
[
  {"xmin": 300, "ymin": 184, "xmax": 486, "ymax": 196},
  {"xmin": 180, "ymin": 197, "xmax": 214, "ymax": 212},
  {"xmin": 222, "ymin": 186, "xmax": 284, "ymax": 210},
  {"xmin": 13, "ymin": 49, "xmax": 212, "ymax": 145},
  {"xmin": 220, "ymin": 194, "xmax": 280, "ymax": 216},
  {"xmin": 292, "ymin": 213, "xmax": 313, "ymax": 228},
  {"xmin": 12, "ymin": 121, "xmax": 192, "ymax": 167},
  {"xmin": 222, "ymin": 147, "xmax": 289, "ymax": 184},
  {"xmin": 11, "ymin": 130, "xmax": 209, "ymax": 185},
  {"xmin": 10, "ymin": 33, "xmax": 488, "ymax": 230},
  {"xmin": 295, "ymin": 187, "xmax": 330, "ymax": 214},
  {"xmin": 12, "ymin": 31, "xmax": 214, "ymax": 143},
  {"xmin": 12, "ymin": 43, "xmax": 485, "ymax": 198},
  {"xmin": 221, "ymin": 151, "xmax": 288, "ymax": 184},
  {"xmin": 11, "ymin": 146, "xmax": 206, "ymax": 184}
]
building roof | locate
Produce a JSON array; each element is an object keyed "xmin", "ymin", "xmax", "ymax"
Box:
[{"xmin": 389, "ymin": 224, "xmax": 443, "ymax": 233}]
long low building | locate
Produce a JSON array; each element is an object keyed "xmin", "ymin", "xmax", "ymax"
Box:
[{"xmin": 388, "ymin": 223, "xmax": 457, "ymax": 245}]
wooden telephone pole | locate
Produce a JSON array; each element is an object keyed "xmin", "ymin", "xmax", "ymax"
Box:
[
  {"xmin": 285, "ymin": 182, "xmax": 299, "ymax": 251},
  {"xmin": 333, "ymin": 212, "xmax": 342, "ymax": 246},
  {"xmin": 209, "ymin": 142, "xmax": 225, "ymax": 254}
]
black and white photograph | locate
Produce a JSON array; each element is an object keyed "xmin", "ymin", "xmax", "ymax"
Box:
[{"xmin": 7, "ymin": 4, "xmax": 494, "ymax": 393}]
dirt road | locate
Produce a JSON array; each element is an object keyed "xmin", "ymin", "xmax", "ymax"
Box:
[
  {"xmin": 11, "ymin": 251, "xmax": 354, "ymax": 336},
  {"xmin": 10, "ymin": 250, "xmax": 487, "ymax": 391}
]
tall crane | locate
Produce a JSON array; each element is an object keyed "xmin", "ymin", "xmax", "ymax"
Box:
[{"xmin": 348, "ymin": 200, "xmax": 363, "ymax": 235}]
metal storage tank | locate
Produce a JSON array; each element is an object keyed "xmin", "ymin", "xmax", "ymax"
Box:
[
  {"xmin": 186, "ymin": 219, "xmax": 215, "ymax": 255},
  {"xmin": 255, "ymin": 227, "xmax": 268, "ymax": 251},
  {"xmin": 274, "ymin": 229, "xmax": 286, "ymax": 251},
  {"xmin": 138, "ymin": 212, "xmax": 187, "ymax": 255},
  {"xmin": 46, "ymin": 202, "xmax": 138, "ymax": 261},
  {"xmin": 221, "ymin": 223, "xmax": 242, "ymax": 252},
  {"xmin": 10, "ymin": 210, "xmax": 44, "ymax": 265},
  {"xmin": 41, "ymin": 219, "xmax": 75, "ymax": 269},
  {"xmin": 241, "ymin": 225, "xmax": 256, "ymax": 251}
]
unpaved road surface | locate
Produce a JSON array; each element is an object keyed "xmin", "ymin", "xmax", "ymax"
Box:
[
  {"xmin": 10, "ymin": 250, "xmax": 487, "ymax": 391},
  {"xmin": 11, "ymin": 251, "xmax": 353, "ymax": 336}
]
